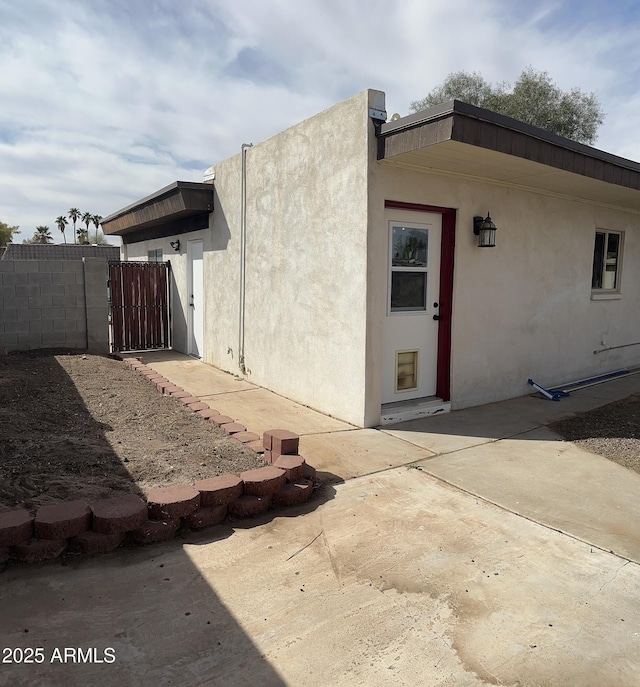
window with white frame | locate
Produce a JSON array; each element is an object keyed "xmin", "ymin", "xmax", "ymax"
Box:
[
  {"xmin": 148, "ymin": 248, "xmax": 163, "ymax": 263},
  {"xmin": 591, "ymin": 230, "xmax": 622, "ymax": 291},
  {"xmin": 389, "ymin": 224, "xmax": 429, "ymax": 312}
]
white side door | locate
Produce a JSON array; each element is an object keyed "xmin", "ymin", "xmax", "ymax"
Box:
[
  {"xmin": 187, "ymin": 239, "xmax": 204, "ymax": 358},
  {"xmin": 381, "ymin": 211, "xmax": 441, "ymax": 403}
]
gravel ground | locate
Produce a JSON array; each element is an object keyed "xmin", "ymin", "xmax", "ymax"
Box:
[
  {"xmin": 550, "ymin": 393, "xmax": 640, "ymax": 474},
  {"xmin": 0, "ymin": 350, "xmax": 266, "ymax": 514}
]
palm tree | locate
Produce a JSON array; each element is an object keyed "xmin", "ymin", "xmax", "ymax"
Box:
[
  {"xmin": 77, "ymin": 228, "xmax": 89, "ymax": 244},
  {"xmin": 55, "ymin": 216, "xmax": 68, "ymax": 243},
  {"xmin": 91, "ymin": 214, "xmax": 103, "ymax": 243},
  {"xmin": 68, "ymin": 208, "xmax": 81, "ymax": 244},
  {"xmin": 81, "ymin": 211, "xmax": 93, "ymax": 242},
  {"xmin": 33, "ymin": 225, "xmax": 53, "ymax": 244}
]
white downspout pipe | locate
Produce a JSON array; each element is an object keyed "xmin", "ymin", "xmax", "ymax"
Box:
[{"xmin": 239, "ymin": 142, "xmax": 253, "ymax": 374}]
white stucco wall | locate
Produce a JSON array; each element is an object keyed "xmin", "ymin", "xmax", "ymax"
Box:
[
  {"xmin": 369, "ymin": 163, "xmax": 640, "ymax": 411},
  {"xmin": 201, "ymin": 90, "xmax": 375, "ymax": 426}
]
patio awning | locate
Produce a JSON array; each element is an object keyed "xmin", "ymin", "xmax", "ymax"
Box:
[
  {"xmin": 377, "ymin": 101, "xmax": 640, "ymax": 211},
  {"xmin": 102, "ymin": 181, "xmax": 214, "ymax": 238}
]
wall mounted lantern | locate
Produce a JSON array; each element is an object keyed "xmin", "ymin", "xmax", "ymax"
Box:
[
  {"xmin": 170, "ymin": 240, "xmax": 181, "ymax": 252},
  {"xmin": 473, "ymin": 213, "xmax": 497, "ymax": 248}
]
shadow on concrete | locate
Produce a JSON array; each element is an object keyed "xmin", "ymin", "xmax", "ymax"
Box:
[
  {"xmin": 383, "ymin": 377, "xmax": 640, "ymax": 444},
  {"xmin": 216, "ymin": 481, "xmax": 340, "ymax": 536},
  {"xmin": 0, "ymin": 538, "xmax": 289, "ymax": 686}
]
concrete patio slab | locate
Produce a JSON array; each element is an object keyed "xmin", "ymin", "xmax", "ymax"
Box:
[
  {"xmin": 416, "ymin": 425, "xmax": 640, "ymax": 564},
  {"xmin": 2, "ymin": 468, "xmax": 639, "ymax": 686},
  {"xmin": 126, "ymin": 351, "xmax": 640, "ymax": 574},
  {"xmin": 383, "ymin": 373, "xmax": 640, "ymax": 456},
  {"xmin": 141, "ymin": 351, "xmax": 354, "ymax": 436},
  {"xmin": 192, "ymin": 388, "xmax": 354, "ymax": 436},
  {"xmin": 142, "ymin": 351, "xmax": 256, "ymax": 395},
  {"xmin": 4, "ymin": 353, "xmax": 640, "ymax": 684},
  {"xmin": 299, "ymin": 428, "xmax": 436, "ymax": 482}
]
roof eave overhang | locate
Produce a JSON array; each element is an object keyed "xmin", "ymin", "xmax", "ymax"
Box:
[
  {"xmin": 102, "ymin": 181, "xmax": 215, "ymax": 237},
  {"xmin": 377, "ymin": 101, "xmax": 640, "ymax": 209}
]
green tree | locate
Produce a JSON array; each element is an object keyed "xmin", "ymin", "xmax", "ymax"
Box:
[
  {"xmin": 55, "ymin": 215, "xmax": 68, "ymax": 243},
  {"xmin": 0, "ymin": 221, "xmax": 19, "ymax": 247},
  {"xmin": 89, "ymin": 230, "xmax": 109, "ymax": 245},
  {"xmin": 33, "ymin": 225, "xmax": 53, "ymax": 244},
  {"xmin": 410, "ymin": 67, "xmax": 604, "ymax": 144},
  {"xmin": 68, "ymin": 208, "xmax": 81, "ymax": 244}
]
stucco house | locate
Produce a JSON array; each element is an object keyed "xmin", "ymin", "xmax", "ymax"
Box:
[{"xmin": 102, "ymin": 89, "xmax": 640, "ymax": 428}]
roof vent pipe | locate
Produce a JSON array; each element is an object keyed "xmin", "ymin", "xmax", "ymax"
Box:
[{"xmin": 238, "ymin": 142, "xmax": 253, "ymax": 375}]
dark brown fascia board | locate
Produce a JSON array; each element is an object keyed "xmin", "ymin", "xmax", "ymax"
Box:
[
  {"xmin": 378, "ymin": 100, "xmax": 640, "ymax": 174},
  {"xmin": 102, "ymin": 181, "xmax": 214, "ymax": 235},
  {"xmin": 379, "ymin": 100, "xmax": 459, "ymax": 137},
  {"xmin": 102, "ymin": 181, "xmax": 213, "ymax": 223},
  {"xmin": 121, "ymin": 213, "xmax": 210, "ymax": 245}
]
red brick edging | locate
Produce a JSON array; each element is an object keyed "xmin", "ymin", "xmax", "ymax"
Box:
[{"xmin": 0, "ymin": 357, "xmax": 319, "ymax": 567}]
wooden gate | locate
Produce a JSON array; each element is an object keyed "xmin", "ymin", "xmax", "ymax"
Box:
[{"xmin": 108, "ymin": 261, "xmax": 171, "ymax": 352}]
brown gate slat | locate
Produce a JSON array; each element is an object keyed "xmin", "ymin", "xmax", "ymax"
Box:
[
  {"xmin": 144, "ymin": 265, "xmax": 152, "ymax": 349},
  {"xmin": 150, "ymin": 265, "xmax": 159, "ymax": 348},
  {"xmin": 151, "ymin": 265, "xmax": 158, "ymax": 347},
  {"xmin": 131, "ymin": 263, "xmax": 141, "ymax": 349},
  {"xmin": 125, "ymin": 263, "xmax": 135, "ymax": 350},
  {"xmin": 128, "ymin": 263, "xmax": 134, "ymax": 349},
  {"xmin": 108, "ymin": 261, "xmax": 171, "ymax": 352}
]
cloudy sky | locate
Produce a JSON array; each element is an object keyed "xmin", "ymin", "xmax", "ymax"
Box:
[{"xmin": 2, "ymin": 0, "xmax": 639, "ymax": 244}]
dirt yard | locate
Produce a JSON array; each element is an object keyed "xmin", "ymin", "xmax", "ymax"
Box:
[{"xmin": 0, "ymin": 350, "xmax": 266, "ymax": 514}]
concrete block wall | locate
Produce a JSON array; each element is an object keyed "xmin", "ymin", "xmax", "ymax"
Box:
[
  {"xmin": 0, "ymin": 258, "xmax": 109, "ymax": 353},
  {"xmin": 83, "ymin": 259, "xmax": 110, "ymax": 352}
]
